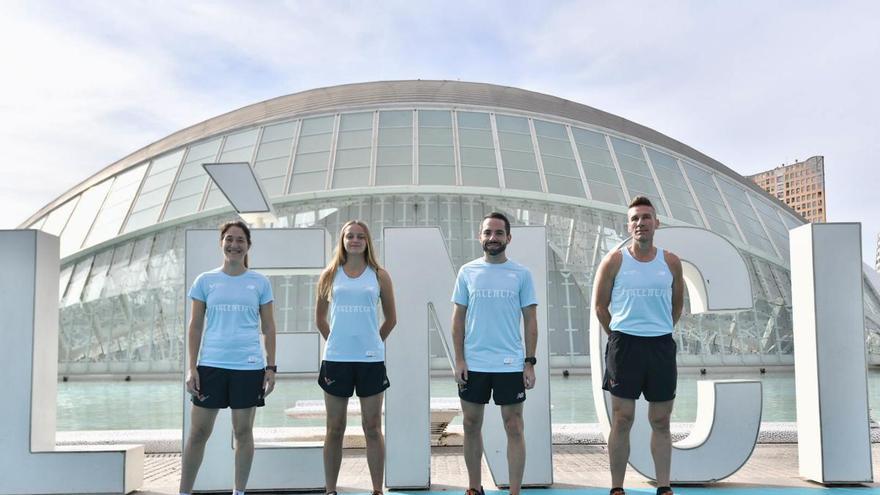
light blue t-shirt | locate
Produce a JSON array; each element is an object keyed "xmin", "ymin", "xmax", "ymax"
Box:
[
  {"xmin": 452, "ymin": 258, "xmax": 538, "ymax": 373},
  {"xmin": 189, "ymin": 268, "xmax": 274, "ymax": 370},
  {"xmin": 610, "ymin": 247, "xmax": 674, "ymax": 337},
  {"xmin": 324, "ymin": 266, "xmax": 384, "ymax": 362}
]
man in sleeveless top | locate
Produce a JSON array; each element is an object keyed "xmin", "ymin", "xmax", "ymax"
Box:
[
  {"xmin": 451, "ymin": 212, "xmax": 539, "ymax": 495},
  {"xmin": 593, "ymin": 196, "xmax": 684, "ymax": 495}
]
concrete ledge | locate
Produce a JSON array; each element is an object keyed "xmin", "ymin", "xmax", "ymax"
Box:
[{"xmin": 56, "ymin": 423, "xmax": 880, "ymax": 453}]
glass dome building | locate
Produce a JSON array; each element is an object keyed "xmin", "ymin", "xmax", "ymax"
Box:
[{"xmin": 20, "ymin": 80, "xmax": 880, "ymax": 375}]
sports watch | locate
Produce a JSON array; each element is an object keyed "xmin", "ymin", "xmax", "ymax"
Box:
[
  {"xmin": 265, "ymin": 365, "xmax": 278, "ymax": 372},
  {"xmin": 524, "ymin": 357, "xmax": 537, "ymax": 365}
]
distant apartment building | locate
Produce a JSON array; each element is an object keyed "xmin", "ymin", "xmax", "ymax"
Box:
[{"xmin": 747, "ymin": 156, "xmax": 826, "ymax": 223}]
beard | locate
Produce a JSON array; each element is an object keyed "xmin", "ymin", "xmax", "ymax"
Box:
[{"xmin": 482, "ymin": 240, "xmax": 507, "ymax": 256}]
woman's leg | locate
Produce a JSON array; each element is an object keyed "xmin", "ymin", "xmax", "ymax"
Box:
[
  {"xmin": 324, "ymin": 392, "xmax": 350, "ymax": 493},
  {"xmin": 359, "ymin": 392, "xmax": 385, "ymax": 493},
  {"xmin": 231, "ymin": 407, "xmax": 257, "ymax": 492},
  {"xmin": 179, "ymin": 405, "xmax": 220, "ymax": 493}
]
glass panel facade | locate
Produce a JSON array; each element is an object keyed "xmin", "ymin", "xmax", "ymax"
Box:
[
  {"xmin": 571, "ymin": 127, "xmax": 626, "ymax": 206},
  {"xmin": 43, "ymin": 103, "xmax": 868, "ymax": 374},
  {"xmin": 375, "ymin": 111, "xmax": 412, "ymax": 186},
  {"xmin": 124, "ymin": 150, "xmax": 185, "ymax": 233},
  {"xmin": 85, "ymin": 164, "xmax": 148, "ymax": 248},
  {"xmin": 717, "ymin": 178, "xmax": 777, "ymax": 256},
  {"xmin": 41, "ymin": 197, "xmax": 80, "ymax": 236},
  {"xmin": 418, "ymin": 110, "xmax": 455, "ymax": 185},
  {"xmin": 203, "ymin": 128, "xmax": 260, "ymax": 210},
  {"xmin": 254, "ymin": 121, "xmax": 297, "ymax": 197},
  {"xmin": 751, "ymin": 194, "xmax": 793, "ymax": 260},
  {"xmin": 496, "ymin": 115, "xmax": 542, "ymax": 192},
  {"xmin": 534, "ymin": 120, "xmax": 585, "ymax": 198},
  {"xmin": 332, "ymin": 113, "xmax": 372, "ymax": 189},
  {"xmin": 682, "ymin": 161, "xmax": 744, "ymax": 242},
  {"xmin": 60, "ymin": 179, "xmax": 113, "ymax": 256},
  {"xmin": 162, "ymin": 139, "xmax": 221, "ymax": 221},
  {"xmin": 609, "ymin": 137, "xmax": 667, "ymax": 216},
  {"xmin": 292, "ymin": 115, "xmax": 334, "ymax": 193},
  {"xmin": 55, "ymin": 192, "xmax": 802, "ymax": 374},
  {"xmin": 457, "ymin": 111, "xmax": 498, "ymax": 187},
  {"xmin": 646, "ymin": 149, "xmax": 704, "ymax": 226}
]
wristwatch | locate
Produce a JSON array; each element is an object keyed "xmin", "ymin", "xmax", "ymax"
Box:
[
  {"xmin": 265, "ymin": 365, "xmax": 278, "ymax": 372},
  {"xmin": 524, "ymin": 357, "xmax": 537, "ymax": 365}
]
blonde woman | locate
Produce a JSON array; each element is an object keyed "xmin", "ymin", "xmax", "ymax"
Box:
[{"xmin": 315, "ymin": 220, "xmax": 397, "ymax": 495}]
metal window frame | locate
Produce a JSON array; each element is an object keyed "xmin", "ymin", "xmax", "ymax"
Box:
[
  {"xmin": 527, "ymin": 117, "xmax": 549, "ymax": 193},
  {"xmin": 282, "ymin": 119, "xmax": 303, "ymax": 195},
  {"xmin": 324, "ymin": 113, "xmax": 342, "ymax": 190},
  {"xmin": 489, "ymin": 113, "xmax": 506, "ymax": 188},
  {"xmin": 565, "ymin": 124, "xmax": 593, "ymax": 200},
  {"xmin": 604, "ymin": 135, "xmax": 632, "ymax": 203},
  {"xmin": 640, "ymin": 144, "xmax": 674, "ymax": 218}
]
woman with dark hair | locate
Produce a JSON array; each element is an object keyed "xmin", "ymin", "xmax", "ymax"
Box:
[
  {"xmin": 316, "ymin": 220, "xmax": 397, "ymax": 495},
  {"xmin": 179, "ymin": 220, "xmax": 277, "ymax": 495}
]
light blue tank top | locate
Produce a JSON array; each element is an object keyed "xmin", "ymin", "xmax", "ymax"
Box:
[
  {"xmin": 610, "ymin": 247, "xmax": 674, "ymax": 337},
  {"xmin": 324, "ymin": 265, "xmax": 384, "ymax": 362}
]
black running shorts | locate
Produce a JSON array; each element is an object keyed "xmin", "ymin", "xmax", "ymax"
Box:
[
  {"xmin": 458, "ymin": 370, "xmax": 526, "ymax": 405},
  {"xmin": 192, "ymin": 365, "xmax": 266, "ymax": 409},
  {"xmin": 318, "ymin": 361, "xmax": 390, "ymax": 398},
  {"xmin": 602, "ymin": 331, "xmax": 677, "ymax": 402}
]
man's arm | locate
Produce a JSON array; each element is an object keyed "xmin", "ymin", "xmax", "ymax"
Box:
[
  {"xmin": 452, "ymin": 303, "xmax": 468, "ymax": 384},
  {"xmin": 522, "ymin": 304, "xmax": 538, "ymax": 389},
  {"xmin": 666, "ymin": 251, "xmax": 684, "ymax": 326},
  {"xmin": 592, "ymin": 250, "xmax": 622, "ymax": 335}
]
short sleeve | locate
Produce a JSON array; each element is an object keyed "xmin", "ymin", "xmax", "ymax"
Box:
[
  {"xmin": 189, "ymin": 273, "xmax": 207, "ymax": 302},
  {"xmin": 519, "ymin": 269, "xmax": 538, "ymax": 308},
  {"xmin": 451, "ymin": 267, "xmax": 470, "ymax": 306},
  {"xmin": 259, "ymin": 274, "xmax": 274, "ymax": 305}
]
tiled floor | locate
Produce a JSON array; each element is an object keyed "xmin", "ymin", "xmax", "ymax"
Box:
[{"xmin": 137, "ymin": 444, "xmax": 880, "ymax": 494}]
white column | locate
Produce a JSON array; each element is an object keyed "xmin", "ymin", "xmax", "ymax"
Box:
[{"xmin": 790, "ymin": 223, "xmax": 872, "ymax": 483}]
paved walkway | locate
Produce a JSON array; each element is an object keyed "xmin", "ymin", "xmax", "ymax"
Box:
[{"xmin": 139, "ymin": 444, "xmax": 880, "ymax": 494}]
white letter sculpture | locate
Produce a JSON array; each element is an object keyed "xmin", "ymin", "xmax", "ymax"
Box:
[
  {"xmin": 0, "ymin": 230, "xmax": 144, "ymax": 495},
  {"xmin": 790, "ymin": 223, "xmax": 873, "ymax": 483},
  {"xmin": 590, "ymin": 226, "xmax": 762, "ymax": 482},
  {"xmin": 184, "ymin": 228, "xmax": 329, "ymax": 492},
  {"xmin": 384, "ymin": 226, "xmax": 552, "ymax": 488}
]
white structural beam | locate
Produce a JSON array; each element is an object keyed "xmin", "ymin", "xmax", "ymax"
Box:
[
  {"xmin": 0, "ymin": 230, "xmax": 143, "ymax": 495},
  {"xmin": 384, "ymin": 226, "xmax": 552, "ymax": 489},
  {"xmin": 589, "ymin": 226, "xmax": 762, "ymax": 483},
  {"xmin": 184, "ymin": 228, "xmax": 329, "ymax": 492},
  {"xmin": 791, "ymin": 223, "xmax": 872, "ymax": 484}
]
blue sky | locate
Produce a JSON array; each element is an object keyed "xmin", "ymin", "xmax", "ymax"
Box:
[{"xmin": 2, "ymin": 1, "xmax": 879, "ymax": 263}]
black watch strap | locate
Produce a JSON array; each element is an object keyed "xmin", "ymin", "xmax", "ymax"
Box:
[
  {"xmin": 265, "ymin": 365, "xmax": 278, "ymax": 372},
  {"xmin": 524, "ymin": 357, "xmax": 537, "ymax": 365}
]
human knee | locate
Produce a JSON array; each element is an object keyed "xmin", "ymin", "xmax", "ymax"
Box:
[
  {"xmin": 462, "ymin": 413, "xmax": 483, "ymax": 434},
  {"xmin": 361, "ymin": 416, "xmax": 382, "ymax": 440},
  {"xmin": 232, "ymin": 423, "xmax": 254, "ymax": 444},
  {"xmin": 325, "ymin": 417, "xmax": 347, "ymax": 438},
  {"xmin": 503, "ymin": 413, "xmax": 523, "ymax": 438},
  {"xmin": 649, "ymin": 412, "xmax": 671, "ymax": 433},
  {"xmin": 187, "ymin": 419, "xmax": 215, "ymax": 445},
  {"xmin": 611, "ymin": 409, "xmax": 634, "ymax": 431}
]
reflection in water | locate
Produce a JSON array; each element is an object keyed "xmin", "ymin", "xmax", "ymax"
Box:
[{"xmin": 56, "ymin": 369, "xmax": 880, "ymax": 431}]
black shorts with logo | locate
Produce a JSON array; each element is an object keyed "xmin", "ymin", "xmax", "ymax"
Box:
[
  {"xmin": 192, "ymin": 365, "xmax": 266, "ymax": 409},
  {"xmin": 318, "ymin": 361, "xmax": 390, "ymax": 398},
  {"xmin": 458, "ymin": 370, "xmax": 526, "ymax": 405},
  {"xmin": 603, "ymin": 331, "xmax": 677, "ymax": 402}
]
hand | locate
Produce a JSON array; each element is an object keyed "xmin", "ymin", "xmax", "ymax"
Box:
[
  {"xmin": 185, "ymin": 368, "xmax": 202, "ymax": 399},
  {"xmin": 523, "ymin": 363, "xmax": 536, "ymax": 390},
  {"xmin": 263, "ymin": 370, "xmax": 276, "ymax": 397},
  {"xmin": 454, "ymin": 360, "xmax": 468, "ymax": 385}
]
